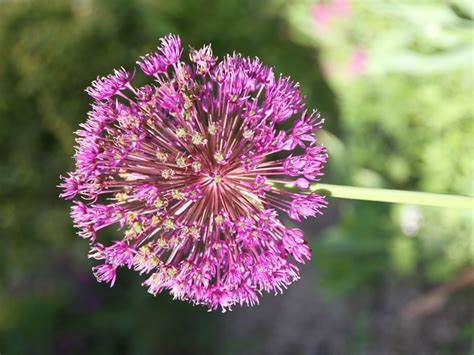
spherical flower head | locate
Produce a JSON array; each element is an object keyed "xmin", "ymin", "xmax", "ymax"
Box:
[{"xmin": 59, "ymin": 33, "xmax": 328, "ymax": 312}]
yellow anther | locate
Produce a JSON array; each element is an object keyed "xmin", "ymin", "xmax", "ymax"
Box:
[
  {"xmin": 175, "ymin": 127, "xmax": 187, "ymax": 138},
  {"xmin": 175, "ymin": 156, "xmax": 187, "ymax": 168},
  {"xmin": 208, "ymin": 123, "xmax": 217, "ymax": 135},
  {"xmin": 215, "ymin": 214, "xmax": 224, "ymax": 225},
  {"xmin": 214, "ymin": 151, "xmax": 224, "ymax": 163},
  {"xmin": 171, "ymin": 189, "xmax": 184, "ymax": 200},
  {"xmin": 191, "ymin": 161, "xmax": 202, "ymax": 172},
  {"xmin": 118, "ymin": 168, "xmax": 129, "ymax": 178},
  {"xmin": 191, "ymin": 132, "xmax": 204, "ymax": 145},
  {"xmin": 151, "ymin": 215, "xmax": 161, "ymax": 226},
  {"xmin": 156, "ymin": 237, "xmax": 168, "ymax": 248},
  {"xmin": 133, "ymin": 221, "xmax": 143, "ymax": 233},
  {"xmin": 153, "ymin": 197, "xmax": 165, "ymax": 209},
  {"xmin": 161, "ymin": 169, "xmax": 174, "ymax": 179},
  {"xmin": 243, "ymin": 129, "xmax": 254, "ymax": 139},
  {"xmin": 139, "ymin": 245, "xmax": 151, "ymax": 254},
  {"xmin": 126, "ymin": 211, "xmax": 138, "ymax": 223},
  {"xmin": 167, "ymin": 267, "xmax": 177, "ymax": 277},
  {"xmin": 149, "ymin": 256, "xmax": 160, "ymax": 268},
  {"xmin": 115, "ymin": 192, "xmax": 128, "ymax": 202},
  {"xmin": 156, "ymin": 150, "xmax": 168, "ymax": 162},
  {"xmin": 125, "ymin": 229, "xmax": 136, "ymax": 238},
  {"xmin": 163, "ymin": 218, "xmax": 175, "ymax": 231},
  {"xmin": 184, "ymin": 99, "xmax": 192, "ymax": 110}
]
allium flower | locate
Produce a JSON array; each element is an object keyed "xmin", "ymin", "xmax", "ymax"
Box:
[{"xmin": 59, "ymin": 34, "xmax": 328, "ymax": 311}]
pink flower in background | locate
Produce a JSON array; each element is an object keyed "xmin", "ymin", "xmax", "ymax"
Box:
[
  {"xmin": 348, "ymin": 47, "xmax": 367, "ymax": 75},
  {"xmin": 312, "ymin": 3, "xmax": 333, "ymax": 27},
  {"xmin": 312, "ymin": 0, "xmax": 351, "ymax": 28},
  {"xmin": 59, "ymin": 34, "xmax": 328, "ymax": 311}
]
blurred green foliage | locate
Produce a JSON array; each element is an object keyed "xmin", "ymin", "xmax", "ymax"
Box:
[
  {"xmin": 287, "ymin": 0, "xmax": 473, "ymax": 292},
  {"xmin": 0, "ymin": 0, "xmax": 472, "ymax": 353}
]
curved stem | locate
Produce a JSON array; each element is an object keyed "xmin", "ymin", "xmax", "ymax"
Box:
[{"xmin": 308, "ymin": 183, "xmax": 474, "ymax": 209}]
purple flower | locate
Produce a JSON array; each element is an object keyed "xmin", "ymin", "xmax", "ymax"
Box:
[
  {"xmin": 158, "ymin": 34, "xmax": 182, "ymax": 65},
  {"xmin": 137, "ymin": 52, "xmax": 168, "ymax": 76},
  {"xmin": 92, "ymin": 264, "xmax": 117, "ymax": 287},
  {"xmin": 282, "ymin": 228, "xmax": 311, "ymax": 263},
  {"xmin": 289, "ymin": 194, "xmax": 326, "ymax": 222},
  {"xmin": 60, "ymin": 34, "xmax": 328, "ymax": 311},
  {"xmin": 283, "ymin": 111, "xmax": 322, "ymax": 150},
  {"xmin": 85, "ymin": 67, "xmax": 133, "ymax": 101},
  {"xmin": 190, "ymin": 45, "xmax": 217, "ymax": 75},
  {"xmin": 58, "ymin": 172, "xmax": 81, "ymax": 199}
]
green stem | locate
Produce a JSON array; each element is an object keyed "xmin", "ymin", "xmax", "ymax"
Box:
[{"xmin": 309, "ymin": 183, "xmax": 474, "ymax": 209}]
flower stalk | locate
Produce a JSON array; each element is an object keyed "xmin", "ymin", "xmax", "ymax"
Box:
[{"xmin": 307, "ymin": 183, "xmax": 474, "ymax": 209}]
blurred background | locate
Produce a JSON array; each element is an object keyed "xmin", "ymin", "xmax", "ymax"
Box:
[{"xmin": 0, "ymin": 0, "xmax": 473, "ymax": 354}]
